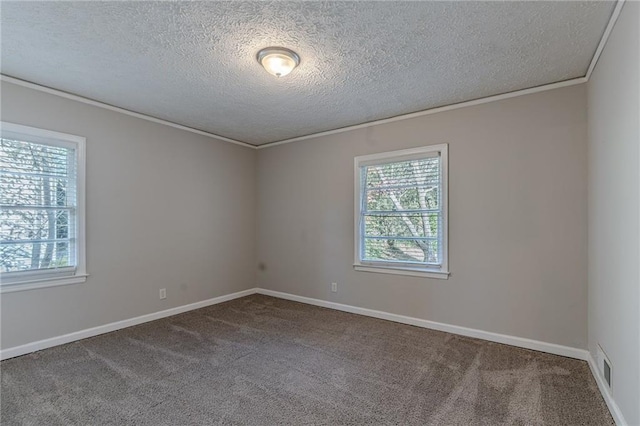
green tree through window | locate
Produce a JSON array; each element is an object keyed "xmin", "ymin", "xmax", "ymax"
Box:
[{"xmin": 355, "ymin": 144, "xmax": 448, "ymax": 276}]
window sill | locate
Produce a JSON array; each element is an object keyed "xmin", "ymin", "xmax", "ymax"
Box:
[
  {"xmin": 353, "ymin": 264, "xmax": 449, "ymax": 279},
  {"xmin": 0, "ymin": 274, "xmax": 89, "ymax": 293}
]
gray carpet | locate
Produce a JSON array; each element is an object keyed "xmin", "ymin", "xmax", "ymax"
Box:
[{"xmin": 1, "ymin": 295, "xmax": 613, "ymax": 425}]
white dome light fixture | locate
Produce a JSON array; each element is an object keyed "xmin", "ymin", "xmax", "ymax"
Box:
[{"xmin": 257, "ymin": 47, "xmax": 300, "ymax": 78}]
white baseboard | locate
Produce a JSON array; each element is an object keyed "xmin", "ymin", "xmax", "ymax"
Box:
[
  {"xmin": 1, "ymin": 287, "xmax": 589, "ymax": 362},
  {"xmin": 0, "ymin": 288, "xmax": 257, "ymax": 360},
  {"xmin": 256, "ymin": 288, "xmax": 589, "ymax": 361},
  {"xmin": 587, "ymin": 353, "xmax": 628, "ymax": 426},
  {"xmin": 3, "ymin": 286, "xmax": 619, "ymax": 422}
]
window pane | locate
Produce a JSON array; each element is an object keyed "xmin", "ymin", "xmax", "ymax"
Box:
[
  {"xmin": 363, "ymin": 238, "xmax": 439, "ymax": 264},
  {"xmin": 365, "ymin": 159, "xmax": 439, "ymax": 188},
  {"xmin": 1, "ymin": 174, "xmax": 72, "ymax": 206},
  {"xmin": 364, "ymin": 213, "xmax": 440, "ymax": 238},
  {"xmin": 1, "ymin": 137, "xmax": 76, "ymax": 273},
  {"xmin": 0, "ymin": 241, "xmax": 71, "ymax": 272},
  {"xmin": 361, "ymin": 155, "xmax": 441, "ymax": 266},
  {"xmin": 1, "ymin": 139, "xmax": 70, "ymax": 176},
  {"xmin": 365, "ymin": 159, "xmax": 439, "ymax": 210}
]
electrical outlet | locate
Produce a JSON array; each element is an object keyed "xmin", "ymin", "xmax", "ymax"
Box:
[
  {"xmin": 159, "ymin": 288, "xmax": 167, "ymax": 299},
  {"xmin": 331, "ymin": 282, "xmax": 337, "ymax": 293}
]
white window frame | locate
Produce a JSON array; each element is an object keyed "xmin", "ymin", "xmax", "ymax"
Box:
[
  {"xmin": 0, "ymin": 122, "xmax": 87, "ymax": 293},
  {"xmin": 353, "ymin": 144, "xmax": 449, "ymax": 279}
]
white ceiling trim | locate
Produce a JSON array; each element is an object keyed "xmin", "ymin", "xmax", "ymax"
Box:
[
  {"xmin": 1, "ymin": 73, "xmax": 589, "ymax": 152},
  {"xmin": 585, "ymin": 0, "xmax": 626, "ymax": 80},
  {"xmin": 256, "ymin": 77, "xmax": 587, "ymax": 150},
  {"xmin": 0, "ymin": 0, "xmax": 622, "ymax": 151},
  {"xmin": 0, "ymin": 74, "xmax": 254, "ymax": 149}
]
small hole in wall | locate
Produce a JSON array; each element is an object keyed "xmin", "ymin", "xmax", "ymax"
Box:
[{"xmin": 258, "ymin": 262, "xmax": 267, "ymax": 271}]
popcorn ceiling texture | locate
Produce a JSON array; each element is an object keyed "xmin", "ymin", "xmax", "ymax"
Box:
[{"xmin": 0, "ymin": 1, "xmax": 614, "ymax": 145}]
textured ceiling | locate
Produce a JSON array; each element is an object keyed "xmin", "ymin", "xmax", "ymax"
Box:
[{"xmin": 1, "ymin": 1, "xmax": 615, "ymax": 146}]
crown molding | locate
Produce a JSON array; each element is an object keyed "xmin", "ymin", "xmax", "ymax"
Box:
[
  {"xmin": 0, "ymin": 75, "xmax": 256, "ymax": 150},
  {"xmin": 256, "ymin": 77, "xmax": 587, "ymax": 149},
  {"xmin": 585, "ymin": 0, "xmax": 626, "ymax": 80}
]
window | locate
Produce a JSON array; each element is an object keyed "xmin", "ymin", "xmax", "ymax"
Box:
[
  {"xmin": 354, "ymin": 144, "xmax": 448, "ymax": 279},
  {"xmin": 1, "ymin": 122, "xmax": 86, "ymax": 292}
]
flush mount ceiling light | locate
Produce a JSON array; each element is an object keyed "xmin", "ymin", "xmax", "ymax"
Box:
[{"xmin": 257, "ymin": 47, "xmax": 300, "ymax": 78}]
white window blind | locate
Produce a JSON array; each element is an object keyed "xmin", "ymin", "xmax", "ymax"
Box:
[
  {"xmin": 0, "ymin": 122, "xmax": 86, "ymax": 290},
  {"xmin": 354, "ymin": 144, "xmax": 448, "ymax": 278}
]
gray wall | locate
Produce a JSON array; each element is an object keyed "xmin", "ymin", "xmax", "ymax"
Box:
[
  {"xmin": 0, "ymin": 81, "xmax": 257, "ymax": 349},
  {"xmin": 257, "ymin": 85, "xmax": 588, "ymax": 350},
  {"xmin": 587, "ymin": 2, "xmax": 640, "ymax": 424}
]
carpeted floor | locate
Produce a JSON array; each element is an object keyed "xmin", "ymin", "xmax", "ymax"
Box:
[{"xmin": 1, "ymin": 294, "xmax": 613, "ymax": 425}]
